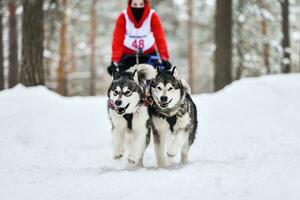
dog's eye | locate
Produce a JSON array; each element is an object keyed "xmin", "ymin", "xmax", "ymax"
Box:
[
  {"xmin": 157, "ymin": 86, "xmax": 162, "ymax": 91},
  {"xmin": 168, "ymin": 87, "xmax": 174, "ymax": 91},
  {"xmin": 124, "ymin": 90, "xmax": 132, "ymax": 96},
  {"xmin": 113, "ymin": 90, "xmax": 119, "ymax": 96}
]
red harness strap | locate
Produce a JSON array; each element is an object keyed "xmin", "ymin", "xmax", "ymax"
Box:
[{"xmin": 142, "ymin": 96, "xmax": 153, "ymax": 106}]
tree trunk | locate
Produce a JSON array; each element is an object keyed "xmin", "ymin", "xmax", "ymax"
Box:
[
  {"xmin": 0, "ymin": 0, "xmax": 4, "ymax": 90},
  {"xmin": 20, "ymin": 0, "xmax": 45, "ymax": 86},
  {"xmin": 281, "ymin": 0, "xmax": 291, "ymax": 73},
  {"xmin": 57, "ymin": 0, "xmax": 68, "ymax": 95},
  {"xmin": 151, "ymin": 0, "xmax": 161, "ymax": 8},
  {"xmin": 89, "ymin": 0, "xmax": 97, "ymax": 96},
  {"xmin": 8, "ymin": 1, "xmax": 19, "ymax": 88},
  {"xmin": 187, "ymin": 0, "xmax": 195, "ymax": 93},
  {"xmin": 236, "ymin": 0, "xmax": 244, "ymax": 80},
  {"xmin": 70, "ymin": 17, "xmax": 77, "ymax": 73},
  {"xmin": 44, "ymin": 0, "xmax": 59, "ymax": 83},
  {"xmin": 44, "ymin": 29, "xmax": 52, "ymax": 83},
  {"xmin": 261, "ymin": 13, "xmax": 270, "ymax": 73},
  {"xmin": 214, "ymin": 0, "xmax": 232, "ymax": 91}
]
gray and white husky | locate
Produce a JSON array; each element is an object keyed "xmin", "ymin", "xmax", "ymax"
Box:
[
  {"xmin": 107, "ymin": 64, "xmax": 156, "ymax": 166},
  {"xmin": 150, "ymin": 67, "xmax": 198, "ymax": 167}
]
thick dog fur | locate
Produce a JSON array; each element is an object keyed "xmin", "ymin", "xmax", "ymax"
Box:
[
  {"xmin": 150, "ymin": 67, "xmax": 198, "ymax": 167},
  {"xmin": 127, "ymin": 64, "xmax": 157, "ymax": 81},
  {"xmin": 107, "ymin": 65, "xmax": 156, "ymax": 166}
]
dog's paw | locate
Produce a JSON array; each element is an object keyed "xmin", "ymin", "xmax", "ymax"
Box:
[
  {"xmin": 113, "ymin": 153, "xmax": 123, "ymax": 160},
  {"xmin": 167, "ymin": 152, "xmax": 176, "ymax": 158},
  {"xmin": 180, "ymin": 159, "xmax": 188, "ymax": 165},
  {"xmin": 127, "ymin": 154, "xmax": 139, "ymax": 166},
  {"xmin": 157, "ymin": 160, "xmax": 167, "ymax": 168},
  {"xmin": 167, "ymin": 148, "xmax": 177, "ymax": 158}
]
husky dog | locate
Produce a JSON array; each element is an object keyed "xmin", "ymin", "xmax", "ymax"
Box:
[
  {"xmin": 150, "ymin": 67, "xmax": 198, "ymax": 167},
  {"xmin": 107, "ymin": 64, "xmax": 155, "ymax": 166}
]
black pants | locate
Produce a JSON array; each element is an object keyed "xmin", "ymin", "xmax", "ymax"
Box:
[{"xmin": 119, "ymin": 52, "xmax": 159, "ymax": 73}]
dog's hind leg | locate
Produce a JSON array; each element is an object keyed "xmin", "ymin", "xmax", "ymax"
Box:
[
  {"xmin": 167, "ymin": 130, "xmax": 188, "ymax": 159},
  {"xmin": 180, "ymin": 139, "xmax": 190, "ymax": 164},
  {"xmin": 137, "ymin": 139, "xmax": 148, "ymax": 167},
  {"xmin": 112, "ymin": 128, "xmax": 125, "ymax": 160},
  {"xmin": 137, "ymin": 158, "xmax": 144, "ymax": 167},
  {"xmin": 137, "ymin": 123, "xmax": 151, "ymax": 167},
  {"xmin": 137, "ymin": 140, "xmax": 148, "ymax": 167},
  {"xmin": 153, "ymin": 129, "xmax": 166, "ymax": 168}
]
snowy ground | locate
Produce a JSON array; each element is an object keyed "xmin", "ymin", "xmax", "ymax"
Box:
[{"xmin": 1, "ymin": 74, "xmax": 300, "ymax": 200}]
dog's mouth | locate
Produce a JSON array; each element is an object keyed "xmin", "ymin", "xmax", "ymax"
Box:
[
  {"xmin": 158, "ymin": 99, "xmax": 172, "ymax": 108},
  {"xmin": 115, "ymin": 103, "xmax": 130, "ymax": 115}
]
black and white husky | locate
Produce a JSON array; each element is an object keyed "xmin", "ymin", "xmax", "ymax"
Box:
[
  {"xmin": 107, "ymin": 64, "xmax": 156, "ymax": 166},
  {"xmin": 150, "ymin": 67, "xmax": 198, "ymax": 167}
]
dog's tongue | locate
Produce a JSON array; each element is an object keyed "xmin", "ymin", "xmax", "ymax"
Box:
[{"xmin": 108, "ymin": 99, "xmax": 115, "ymax": 109}]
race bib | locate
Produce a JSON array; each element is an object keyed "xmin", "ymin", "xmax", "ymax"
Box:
[{"xmin": 123, "ymin": 9, "xmax": 155, "ymax": 52}]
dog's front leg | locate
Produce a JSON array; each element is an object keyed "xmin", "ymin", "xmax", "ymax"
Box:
[
  {"xmin": 127, "ymin": 131, "xmax": 147, "ymax": 166},
  {"xmin": 153, "ymin": 129, "xmax": 166, "ymax": 168},
  {"xmin": 112, "ymin": 128, "xmax": 125, "ymax": 160},
  {"xmin": 167, "ymin": 130, "xmax": 189, "ymax": 159}
]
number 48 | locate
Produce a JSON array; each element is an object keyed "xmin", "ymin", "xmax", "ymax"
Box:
[{"xmin": 132, "ymin": 40, "xmax": 144, "ymax": 49}]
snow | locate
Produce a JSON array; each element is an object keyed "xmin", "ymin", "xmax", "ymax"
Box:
[
  {"xmin": 238, "ymin": 14, "xmax": 246, "ymax": 23},
  {"xmin": 292, "ymin": 31, "xmax": 300, "ymax": 41},
  {"xmin": 261, "ymin": 9, "xmax": 275, "ymax": 21},
  {"xmin": 282, "ymin": 57, "xmax": 291, "ymax": 65},
  {"xmin": 1, "ymin": 74, "xmax": 300, "ymax": 200}
]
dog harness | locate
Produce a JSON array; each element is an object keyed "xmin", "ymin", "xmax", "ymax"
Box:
[
  {"xmin": 108, "ymin": 94, "xmax": 152, "ymax": 130},
  {"xmin": 123, "ymin": 114, "xmax": 133, "ymax": 129},
  {"xmin": 150, "ymin": 98, "xmax": 188, "ymax": 132}
]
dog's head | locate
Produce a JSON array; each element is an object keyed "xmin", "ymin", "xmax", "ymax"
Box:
[
  {"xmin": 108, "ymin": 70, "xmax": 143, "ymax": 115},
  {"xmin": 150, "ymin": 67, "xmax": 182, "ymax": 109}
]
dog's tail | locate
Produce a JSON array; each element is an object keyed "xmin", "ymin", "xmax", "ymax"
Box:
[{"xmin": 127, "ymin": 64, "xmax": 157, "ymax": 81}]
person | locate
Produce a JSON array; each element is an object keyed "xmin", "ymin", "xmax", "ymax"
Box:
[{"xmin": 107, "ymin": 0, "xmax": 172, "ymax": 75}]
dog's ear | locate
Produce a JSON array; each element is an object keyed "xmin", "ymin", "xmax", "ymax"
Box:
[
  {"xmin": 156, "ymin": 66, "xmax": 161, "ymax": 77},
  {"xmin": 112, "ymin": 71, "xmax": 120, "ymax": 80},
  {"xmin": 132, "ymin": 69, "xmax": 139, "ymax": 83},
  {"xmin": 171, "ymin": 66, "xmax": 179, "ymax": 79}
]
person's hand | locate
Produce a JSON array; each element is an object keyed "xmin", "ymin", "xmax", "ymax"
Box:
[
  {"xmin": 162, "ymin": 60, "xmax": 172, "ymax": 70},
  {"xmin": 107, "ymin": 61, "xmax": 118, "ymax": 76}
]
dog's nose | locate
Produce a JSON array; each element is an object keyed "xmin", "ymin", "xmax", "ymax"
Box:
[
  {"xmin": 160, "ymin": 96, "xmax": 168, "ymax": 103},
  {"xmin": 115, "ymin": 100, "xmax": 122, "ymax": 106}
]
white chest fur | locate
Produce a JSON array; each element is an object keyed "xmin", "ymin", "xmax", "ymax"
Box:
[
  {"xmin": 109, "ymin": 106, "xmax": 149, "ymax": 132},
  {"xmin": 152, "ymin": 112, "xmax": 190, "ymax": 133}
]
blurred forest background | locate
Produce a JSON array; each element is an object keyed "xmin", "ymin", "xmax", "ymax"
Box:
[{"xmin": 0, "ymin": 0, "xmax": 299, "ymax": 95}]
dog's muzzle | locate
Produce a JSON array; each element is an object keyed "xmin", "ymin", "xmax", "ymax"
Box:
[
  {"xmin": 108, "ymin": 99, "xmax": 130, "ymax": 115},
  {"xmin": 115, "ymin": 103, "xmax": 130, "ymax": 115},
  {"xmin": 158, "ymin": 98, "xmax": 172, "ymax": 108}
]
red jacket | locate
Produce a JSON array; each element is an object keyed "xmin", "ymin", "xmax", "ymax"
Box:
[{"xmin": 111, "ymin": 1, "xmax": 169, "ymax": 63}]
